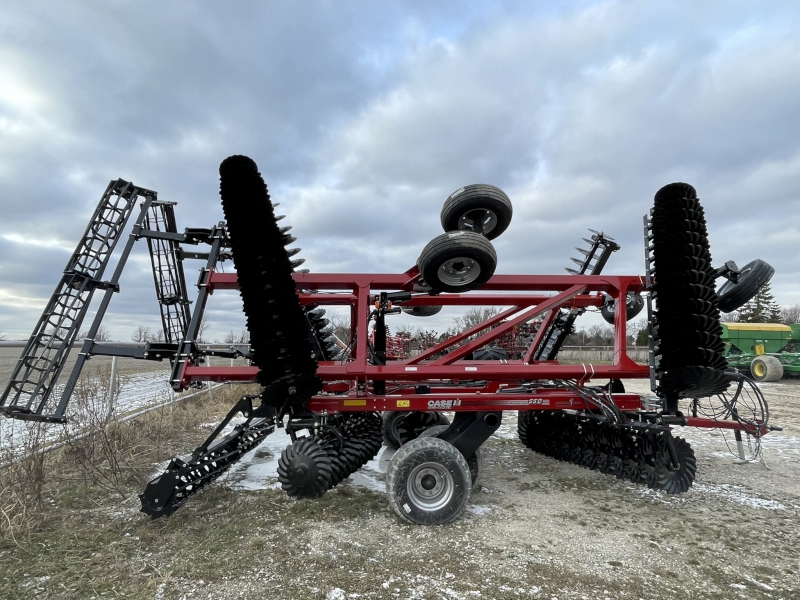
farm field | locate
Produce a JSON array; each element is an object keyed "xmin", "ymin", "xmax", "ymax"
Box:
[{"xmin": 0, "ymin": 355, "xmax": 798, "ymax": 599}]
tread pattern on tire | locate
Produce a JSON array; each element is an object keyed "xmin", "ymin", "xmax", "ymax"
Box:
[
  {"xmin": 440, "ymin": 184, "xmax": 513, "ymax": 240},
  {"xmin": 417, "ymin": 424, "xmax": 482, "ymax": 488},
  {"xmin": 386, "ymin": 436, "xmax": 472, "ymax": 525},
  {"xmin": 750, "ymin": 355, "xmax": 784, "ymax": 382},
  {"xmin": 418, "ymin": 231, "xmax": 497, "ymax": 293},
  {"xmin": 402, "ymin": 305, "xmax": 443, "ymax": 317},
  {"xmin": 717, "ymin": 259, "xmax": 775, "ymax": 313}
]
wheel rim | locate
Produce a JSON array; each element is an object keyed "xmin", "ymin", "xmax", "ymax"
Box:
[
  {"xmin": 438, "ymin": 257, "xmax": 481, "ymax": 286},
  {"xmin": 458, "ymin": 209, "xmax": 498, "ymax": 236},
  {"xmin": 753, "ymin": 362, "xmax": 765, "ymax": 378},
  {"xmin": 407, "ymin": 461, "xmax": 454, "ymax": 511}
]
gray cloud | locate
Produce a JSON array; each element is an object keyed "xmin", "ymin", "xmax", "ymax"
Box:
[{"xmin": 1, "ymin": 0, "xmax": 799, "ymax": 343}]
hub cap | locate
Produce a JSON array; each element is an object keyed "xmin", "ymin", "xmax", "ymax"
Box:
[
  {"xmin": 407, "ymin": 462, "xmax": 454, "ymax": 511},
  {"xmin": 459, "ymin": 209, "xmax": 498, "ymax": 235},
  {"xmin": 438, "ymin": 257, "xmax": 480, "ymax": 286}
]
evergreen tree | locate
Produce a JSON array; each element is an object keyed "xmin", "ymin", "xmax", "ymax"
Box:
[{"xmin": 735, "ymin": 283, "xmax": 782, "ymax": 323}]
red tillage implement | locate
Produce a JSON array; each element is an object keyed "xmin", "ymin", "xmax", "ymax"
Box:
[{"xmin": 0, "ymin": 157, "xmax": 776, "ymax": 525}]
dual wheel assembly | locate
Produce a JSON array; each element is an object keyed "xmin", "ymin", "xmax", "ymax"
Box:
[{"xmin": 417, "ymin": 184, "xmax": 512, "ymax": 294}]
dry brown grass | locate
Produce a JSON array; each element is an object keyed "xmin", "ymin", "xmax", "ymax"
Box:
[{"xmin": 0, "ymin": 362, "xmax": 257, "ymax": 544}]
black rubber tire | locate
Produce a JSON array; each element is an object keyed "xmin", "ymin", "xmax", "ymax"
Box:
[
  {"xmin": 440, "ymin": 184, "xmax": 513, "ymax": 240},
  {"xmin": 600, "ymin": 293, "xmax": 645, "ymax": 324},
  {"xmin": 418, "ymin": 424, "xmax": 483, "ymax": 488},
  {"xmin": 386, "ymin": 437, "xmax": 472, "ymax": 525},
  {"xmin": 470, "ymin": 347, "xmax": 509, "ymax": 360},
  {"xmin": 382, "ymin": 411, "xmax": 410, "ymax": 449},
  {"xmin": 418, "ymin": 231, "xmax": 497, "ymax": 293},
  {"xmin": 402, "ymin": 305, "xmax": 443, "ymax": 317},
  {"xmin": 395, "ymin": 411, "xmax": 450, "ymax": 446},
  {"xmin": 750, "ymin": 355, "xmax": 784, "ymax": 382},
  {"xmin": 717, "ymin": 259, "xmax": 775, "ymax": 313}
]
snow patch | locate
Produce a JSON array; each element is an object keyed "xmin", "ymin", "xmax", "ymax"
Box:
[
  {"xmin": 692, "ymin": 483, "xmax": 786, "ymax": 510},
  {"xmin": 467, "ymin": 505, "xmax": 493, "ymax": 516},
  {"xmin": 221, "ymin": 428, "xmax": 395, "ymax": 494}
]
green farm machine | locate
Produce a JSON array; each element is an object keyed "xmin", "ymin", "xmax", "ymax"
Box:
[{"xmin": 723, "ymin": 323, "xmax": 800, "ymax": 382}]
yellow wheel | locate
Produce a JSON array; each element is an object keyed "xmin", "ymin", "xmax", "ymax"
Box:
[
  {"xmin": 750, "ymin": 356, "xmax": 784, "ymax": 382},
  {"xmin": 752, "ymin": 361, "xmax": 766, "ymax": 378}
]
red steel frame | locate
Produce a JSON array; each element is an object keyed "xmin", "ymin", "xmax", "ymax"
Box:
[{"xmin": 175, "ymin": 267, "xmax": 767, "ymax": 436}]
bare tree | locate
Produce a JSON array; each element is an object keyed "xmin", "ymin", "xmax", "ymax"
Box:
[
  {"xmin": 451, "ymin": 307, "xmax": 502, "ymax": 335},
  {"xmin": 328, "ymin": 313, "xmax": 351, "ymax": 345},
  {"xmin": 196, "ymin": 316, "xmax": 209, "ymax": 344},
  {"xmin": 628, "ymin": 318, "xmax": 649, "ymax": 346},
  {"xmin": 584, "ymin": 324, "xmax": 614, "ymax": 345},
  {"xmin": 780, "ymin": 304, "xmax": 800, "ymax": 325},
  {"xmin": 224, "ymin": 329, "xmax": 250, "ymax": 344},
  {"xmin": 131, "ymin": 325, "xmax": 151, "ymax": 343},
  {"xmin": 78, "ymin": 325, "xmax": 111, "ymax": 342}
]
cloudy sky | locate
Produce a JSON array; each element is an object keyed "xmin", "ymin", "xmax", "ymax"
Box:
[{"xmin": 1, "ymin": 0, "xmax": 798, "ymax": 343}]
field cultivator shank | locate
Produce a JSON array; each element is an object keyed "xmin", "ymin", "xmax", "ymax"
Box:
[{"xmin": 0, "ymin": 157, "xmax": 778, "ymax": 525}]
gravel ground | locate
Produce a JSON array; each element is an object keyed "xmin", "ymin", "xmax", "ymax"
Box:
[
  {"xmin": 153, "ymin": 378, "xmax": 800, "ymax": 600},
  {"xmin": 2, "ymin": 343, "xmax": 798, "ymax": 599}
]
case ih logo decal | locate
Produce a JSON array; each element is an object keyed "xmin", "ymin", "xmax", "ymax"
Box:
[{"xmin": 427, "ymin": 399, "xmax": 463, "ymax": 410}]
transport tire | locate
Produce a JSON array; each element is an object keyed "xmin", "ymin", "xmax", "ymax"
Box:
[
  {"xmin": 418, "ymin": 425, "xmax": 483, "ymax": 488},
  {"xmin": 382, "ymin": 411, "xmax": 410, "ymax": 449},
  {"xmin": 470, "ymin": 347, "xmax": 509, "ymax": 360},
  {"xmin": 717, "ymin": 259, "xmax": 775, "ymax": 313},
  {"xmin": 395, "ymin": 411, "xmax": 450, "ymax": 446},
  {"xmin": 750, "ymin": 355, "xmax": 784, "ymax": 382},
  {"xmin": 402, "ymin": 305, "xmax": 443, "ymax": 317},
  {"xmin": 600, "ymin": 292, "xmax": 645, "ymax": 324},
  {"xmin": 418, "ymin": 231, "xmax": 497, "ymax": 293},
  {"xmin": 386, "ymin": 437, "xmax": 472, "ymax": 525},
  {"xmin": 440, "ymin": 184, "xmax": 513, "ymax": 240}
]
